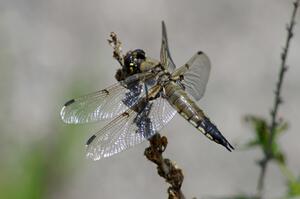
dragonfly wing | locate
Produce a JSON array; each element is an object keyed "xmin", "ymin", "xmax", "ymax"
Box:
[
  {"xmin": 147, "ymin": 96, "xmax": 177, "ymax": 130},
  {"xmin": 160, "ymin": 21, "xmax": 176, "ymax": 72},
  {"xmin": 173, "ymin": 51, "xmax": 211, "ymax": 101},
  {"xmin": 60, "ymin": 82, "xmax": 144, "ymax": 124},
  {"xmin": 86, "ymin": 97, "xmax": 177, "ymax": 160}
]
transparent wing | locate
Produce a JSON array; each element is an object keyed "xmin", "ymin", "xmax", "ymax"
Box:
[
  {"xmin": 60, "ymin": 82, "xmax": 144, "ymax": 124},
  {"xmin": 86, "ymin": 97, "xmax": 177, "ymax": 160},
  {"xmin": 173, "ymin": 51, "xmax": 211, "ymax": 101},
  {"xmin": 160, "ymin": 21, "xmax": 176, "ymax": 72}
]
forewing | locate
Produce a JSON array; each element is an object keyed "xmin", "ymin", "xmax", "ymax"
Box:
[
  {"xmin": 160, "ymin": 21, "xmax": 176, "ymax": 72},
  {"xmin": 178, "ymin": 52, "xmax": 211, "ymax": 101},
  {"xmin": 86, "ymin": 97, "xmax": 177, "ymax": 160},
  {"xmin": 60, "ymin": 82, "xmax": 144, "ymax": 124}
]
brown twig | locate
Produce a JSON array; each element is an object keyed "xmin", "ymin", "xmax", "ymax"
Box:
[
  {"xmin": 144, "ymin": 133, "xmax": 185, "ymax": 199},
  {"xmin": 108, "ymin": 32, "xmax": 125, "ymax": 66},
  {"xmin": 256, "ymin": 1, "xmax": 299, "ymax": 198}
]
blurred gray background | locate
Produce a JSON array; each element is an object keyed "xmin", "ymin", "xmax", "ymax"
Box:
[{"xmin": 0, "ymin": 0, "xmax": 299, "ymax": 198}]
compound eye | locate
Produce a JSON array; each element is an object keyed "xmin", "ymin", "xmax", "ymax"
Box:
[
  {"xmin": 136, "ymin": 52, "xmax": 145, "ymax": 60},
  {"xmin": 138, "ymin": 55, "xmax": 145, "ymax": 60},
  {"xmin": 133, "ymin": 49, "xmax": 146, "ymax": 60}
]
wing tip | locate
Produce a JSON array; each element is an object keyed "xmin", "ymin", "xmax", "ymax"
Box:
[
  {"xmin": 64, "ymin": 99, "xmax": 75, "ymax": 106},
  {"xmin": 60, "ymin": 106, "xmax": 69, "ymax": 123},
  {"xmin": 162, "ymin": 21, "xmax": 167, "ymax": 34},
  {"xmin": 86, "ymin": 151, "xmax": 100, "ymax": 161},
  {"xmin": 85, "ymin": 135, "xmax": 99, "ymax": 160}
]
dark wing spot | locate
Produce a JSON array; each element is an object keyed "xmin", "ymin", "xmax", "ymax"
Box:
[
  {"xmin": 179, "ymin": 75, "xmax": 184, "ymax": 81},
  {"xmin": 86, "ymin": 135, "xmax": 96, "ymax": 145},
  {"xmin": 197, "ymin": 51, "xmax": 203, "ymax": 55},
  {"xmin": 103, "ymin": 89, "xmax": 109, "ymax": 95},
  {"xmin": 122, "ymin": 112, "xmax": 130, "ymax": 117},
  {"xmin": 64, "ymin": 99, "xmax": 75, "ymax": 106}
]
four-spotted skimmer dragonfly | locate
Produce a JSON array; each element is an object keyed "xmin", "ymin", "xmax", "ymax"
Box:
[{"xmin": 60, "ymin": 21, "xmax": 234, "ymax": 160}]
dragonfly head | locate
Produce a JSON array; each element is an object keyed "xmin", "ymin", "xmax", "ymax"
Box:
[
  {"xmin": 124, "ymin": 49, "xmax": 146, "ymax": 74},
  {"xmin": 115, "ymin": 49, "xmax": 146, "ymax": 81}
]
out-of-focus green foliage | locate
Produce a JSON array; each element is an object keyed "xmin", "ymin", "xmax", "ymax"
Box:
[
  {"xmin": 0, "ymin": 78, "xmax": 88, "ymax": 198},
  {"xmin": 279, "ymin": 164, "xmax": 300, "ymax": 198},
  {"xmin": 243, "ymin": 114, "xmax": 300, "ymax": 199},
  {"xmin": 244, "ymin": 115, "xmax": 288, "ymax": 164},
  {"xmin": 287, "ymin": 177, "xmax": 300, "ymax": 198},
  {"xmin": 0, "ymin": 124, "xmax": 85, "ymax": 199}
]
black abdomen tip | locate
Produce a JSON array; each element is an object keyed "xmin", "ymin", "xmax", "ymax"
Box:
[
  {"xmin": 197, "ymin": 51, "xmax": 203, "ymax": 55},
  {"xmin": 86, "ymin": 135, "xmax": 96, "ymax": 145},
  {"xmin": 201, "ymin": 117, "xmax": 234, "ymax": 152},
  {"xmin": 64, "ymin": 99, "xmax": 75, "ymax": 106}
]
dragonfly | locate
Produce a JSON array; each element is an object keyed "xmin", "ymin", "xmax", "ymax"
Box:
[{"xmin": 60, "ymin": 21, "xmax": 234, "ymax": 160}]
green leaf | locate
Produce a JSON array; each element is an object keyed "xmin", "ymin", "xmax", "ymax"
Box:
[
  {"xmin": 289, "ymin": 181, "xmax": 300, "ymax": 197},
  {"xmin": 287, "ymin": 177, "xmax": 300, "ymax": 197},
  {"xmin": 274, "ymin": 151, "xmax": 286, "ymax": 164},
  {"xmin": 275, "ymin": 121, "xmax": 289, "ymax": 135},
  {"xmin": 244, "ymin": 115, "xmax": 270, "ymax": 151},
  {"xmin": 243, "ymin": 115, "xmax": 287, "ymax": 162}
]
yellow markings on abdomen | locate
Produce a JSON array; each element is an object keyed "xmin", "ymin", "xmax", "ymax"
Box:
[{"xmin": 164, "ymin": 81, "xmax": 205, "ymax": 131}]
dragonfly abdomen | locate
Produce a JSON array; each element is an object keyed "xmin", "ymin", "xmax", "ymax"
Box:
[
  {"xmin": 165, "ymin": 81, "xmax": 234, "ymax": 151},
  {"xmin": 165, "ymin": 81, "xmax": 204, "ymax": 119}
]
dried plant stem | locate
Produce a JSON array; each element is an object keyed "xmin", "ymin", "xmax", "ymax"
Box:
[
  {"xmin": 257, "ymin": 1, "xmax": 299, "ymax": 198},
  {"xmin": 108, "ymin": 32, "xmax": 125, "ymax": 66},
  {"xmin": 145, "ymin": 134, "xmax": 185, "ymax": 199}
]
